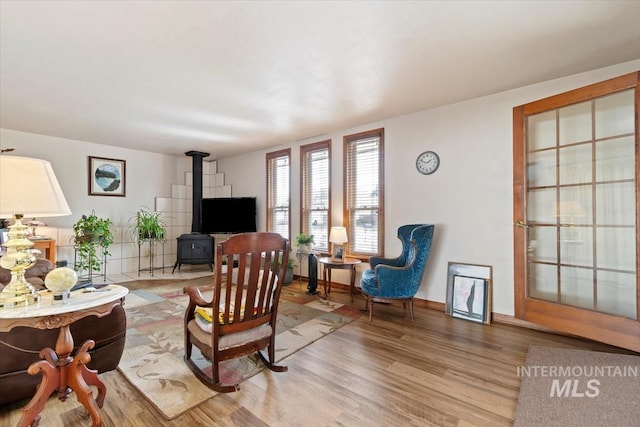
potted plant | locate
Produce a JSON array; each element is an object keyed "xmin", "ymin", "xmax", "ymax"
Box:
[
  {"xmin": 295, "ymin": 232, "xmax": 315, "ymax": 255},
  {"xmin": 130, "ymin": 207, "xmax": 167, "ymax": 241},
  {"xmin": 283, "ymin": 256, "xmax": 296, "ymax": 284},
  {"xmin": 72, "ymin": 211, "xmax": 113, "ymax": 275},
  {"xmin": 273, "ymin": 253, "xmax": 295, "ymax": 285}
]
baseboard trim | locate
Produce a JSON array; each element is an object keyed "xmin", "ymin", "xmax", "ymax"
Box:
[
  {"xmin": 306, "ymin": 280, "xmax": 560, "ymax": 334},
  {"xmin": 490, "ymin": 313, "xmax": 561, "ymax": 333},
  {"xmin": 312, "ymin": 280, "xmax": 623, "ymax": 345},
  {"xmin": 415, "ymin": 296, "xmax": 559, "ymax": 332},
  {"xmin": 413, "ymin": 294, "xmax": 559, "ymax": 333},
  {"xmin": 413, "ymin": 298, "xmax": 445, "ymax": 312}
]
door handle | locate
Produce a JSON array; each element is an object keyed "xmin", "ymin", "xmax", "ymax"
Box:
[{"xmin": 515, "ymin": 220, "xmax": 529, "ymax": 228}]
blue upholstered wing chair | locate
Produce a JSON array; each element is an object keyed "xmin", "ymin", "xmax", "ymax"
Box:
[
  {"xmin": 368, "ymin": 224, "xmax": 426, "ymax": 269},
  {"xmin": 359, "ymin": 224, "xmax": 435, "ymax": 322}
]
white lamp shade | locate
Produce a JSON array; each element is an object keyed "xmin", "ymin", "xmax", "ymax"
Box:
[
  {"xmin": 0, "ymin": 156, "xmax": 71, "ymax": 218},
  {"xmin": 329, "ymin": 226, "xmax": 348, "ymax": 244}
]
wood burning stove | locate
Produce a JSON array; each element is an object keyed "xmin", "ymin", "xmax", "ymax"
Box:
[
  {"xmin": 172, "ymin": 232, "xmax": 214, "ymax": 273},
  {"xmin": 172, "ymin": 151, "xmax": 215, "ymax": 273}
]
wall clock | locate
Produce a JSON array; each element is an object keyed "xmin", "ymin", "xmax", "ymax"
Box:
[{"xmin": 416, "ymin": 151, "xmax": 440, "ymax": 175}]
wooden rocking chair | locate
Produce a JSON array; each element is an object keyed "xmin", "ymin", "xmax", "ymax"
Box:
[{"xmin": 183, "ymin": 232, "xmax": 290, "ymax": 392}]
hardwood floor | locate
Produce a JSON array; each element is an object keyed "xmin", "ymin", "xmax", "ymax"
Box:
[{"xmin": 1, "ymin": 281, "xmax": 635, "ymax": 427}]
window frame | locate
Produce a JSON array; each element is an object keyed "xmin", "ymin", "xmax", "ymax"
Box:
[
  {"xmin": 343, "ymin": 128, "xmax": 385, "ymax": 259},
  {"xmin": 300, "ymin": 140, "xmax": 332, "ymax": 253},
  {"xmin": 266, "ymin": 148, "xmax": 291, "ymax": 240}
]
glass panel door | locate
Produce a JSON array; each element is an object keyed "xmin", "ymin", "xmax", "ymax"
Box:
[
  {"xmin": 513, "ymin": 72, "xmax": 639, "ymax": 352},
  {"xmin": 526, "ymin": 89, "xmax": 636, "ymax": 319}
]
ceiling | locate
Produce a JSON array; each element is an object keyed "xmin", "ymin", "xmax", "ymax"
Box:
[{"xmin": 1, "ymin": 1, "xmax": 639, "ymax": 159}]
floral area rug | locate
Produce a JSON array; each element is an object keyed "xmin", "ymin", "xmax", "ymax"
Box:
[{"xmin": 118, "ymin": 278, "xmax": 361, "ymax": 420}]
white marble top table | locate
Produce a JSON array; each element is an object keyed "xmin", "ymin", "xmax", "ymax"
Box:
[
  {"xmin": 0, "ymin": 284, "xmax": 129, "ymax": 426},
  {"xmin": 0, "ymin": 284, "xmax": 128, "ymax": 332}
]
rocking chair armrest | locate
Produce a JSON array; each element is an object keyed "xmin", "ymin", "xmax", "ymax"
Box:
[{"xmin": 183, "ymin": 285, "xmax": 211, "ymax": 307}]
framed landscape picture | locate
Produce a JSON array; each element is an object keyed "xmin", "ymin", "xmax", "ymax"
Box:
[
  {"xmin": 88, "ymin": 156, "xmax": 126, "ymax": 197},
  {"xmin": 446, "ymin": 262, "xmax": 492, "ymax": 324}
]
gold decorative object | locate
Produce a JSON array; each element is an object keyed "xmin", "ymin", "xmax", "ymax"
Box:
[{"xmin": 0, "ymin": 156, "xmax": 71, "ymax": 308}]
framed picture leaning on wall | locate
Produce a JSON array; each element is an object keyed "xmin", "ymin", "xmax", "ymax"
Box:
[
  {"xmin": 88, "ymin": 156, "xmax": 126, "ymax": 197},
  {"xmin": 445, "ymin": 261, "xmax": 492, "ymax": 324},
  {"xmin": 451, "ymin": 275, "xmax": 490, "ymax": 323}
]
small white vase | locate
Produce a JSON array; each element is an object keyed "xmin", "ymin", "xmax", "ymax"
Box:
[{"xmin": 299, "ymin": 244, "xmax": 311, "ymax": 255}]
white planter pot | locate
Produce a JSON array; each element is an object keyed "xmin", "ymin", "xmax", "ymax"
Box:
[{"xmin": 299, "ymin": 244, "xmax": 311, "ymax": 255}]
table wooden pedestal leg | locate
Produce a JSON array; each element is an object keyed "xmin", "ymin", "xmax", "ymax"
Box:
[
  {"xmin": 349, "ymin": 265, "xmax": 356, "ymax": 303},
  {"xmin": 18, "ymin": 325, "xmax": 105, "ymax": 427},
  {"xmin": 323, "ymin": 265, "xmax": 357, "ymax": 302},
  {"xmin": 323, "ymin": 267, "xmax": 333, "ymax": 299}
]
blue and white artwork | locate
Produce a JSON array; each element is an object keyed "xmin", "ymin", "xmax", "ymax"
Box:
[
  {"xmin": 89, "ymin": 157, "xmax": 125, "ymax": 196},
  {"xmin": 94, "ymin": 163, "xmax": 121, "ymax": 192}
]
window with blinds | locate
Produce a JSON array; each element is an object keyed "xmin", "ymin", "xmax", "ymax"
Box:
[
  {"xmin": 344, "ymin": 128, "xmax": 384, "ymax": 257},
  {"xmin": 300, "ymin": 140, "xmax": 331, "ymax": 252},
  {"xmin": 266, "ymin": 149, "xmax": 291, "ymax": 240}
]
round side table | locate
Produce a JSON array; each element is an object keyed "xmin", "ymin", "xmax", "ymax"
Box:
[{"xmin": 317, "ymin": 257, "xmax": 362, "ymax": 302}]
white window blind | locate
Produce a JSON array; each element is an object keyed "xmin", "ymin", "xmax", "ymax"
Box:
[
  {"xmin": 266, "ymin": 149, "xmax": 290, "ymax": 240},
  {"xmin": 301, "ymin": 140, "xmax": 331, "ymax": 252},
  {"xmin": 344, "ymin": 129, "xmax": 384, "ymax": 256}
]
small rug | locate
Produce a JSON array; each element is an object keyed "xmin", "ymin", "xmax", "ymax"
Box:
[
  {"xmin": 118, "ymin": 278, "xmax": 360, "ymax": 420},
  {"xmin": 514, "ymin": 345, "xmax": 640, "ymax": 427}
]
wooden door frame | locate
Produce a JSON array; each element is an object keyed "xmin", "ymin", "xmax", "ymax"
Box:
[{"xmin": 513, "ymin": 71, "xmax": 640, "ymax": 352}]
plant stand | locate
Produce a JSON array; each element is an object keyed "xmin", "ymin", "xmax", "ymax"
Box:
[
  {"xmin": 73, "ymin": 245, "xmax": 107, "ymax": 284},
  {"xmin": 138, "ymin": 238, "xmax": 165, "ymax": 276},
  {"xmin": 295, "ymin": 250, "xmax": 305, "ymax": 287}
]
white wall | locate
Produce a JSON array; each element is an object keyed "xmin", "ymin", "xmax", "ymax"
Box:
[
  {"xmin": 1, "ymin": 60, "xmax": 637, "ymax": 309},
  {"xmin": 218, "ymin": 59, "xmax": 640, "ymax": 316},
  {"xmin": 0, "ymin": 129, "xmax": 191, "ymax": 275}
]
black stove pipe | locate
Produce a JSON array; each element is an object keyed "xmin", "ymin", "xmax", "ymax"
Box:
[{"xmin": 185, "ymin": 150, "xmax": 210, "ymax": 233}]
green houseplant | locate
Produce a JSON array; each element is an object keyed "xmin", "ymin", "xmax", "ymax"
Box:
[
  {"xmin": 130, "ymin": 207, "xmax": 167, "ymax": 241},
  {"xmin": 284, "ymin": 255, "xmax": 295, "ymax": 284},
  {"xmin": 72, "ymin": 211, "xmax": 113, "ymax": 274},
  {"xmin": 272, "ymin": 253, "xmax": 295, "ymax": 284},
  {"xmin": 295, "ymin": 232, "xmax": 315, "ymax": 254}
]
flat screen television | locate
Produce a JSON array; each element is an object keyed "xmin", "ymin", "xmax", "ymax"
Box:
[{"xmin": 200, "ymin": 197, "xmax": 257, "ymax": 234}]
